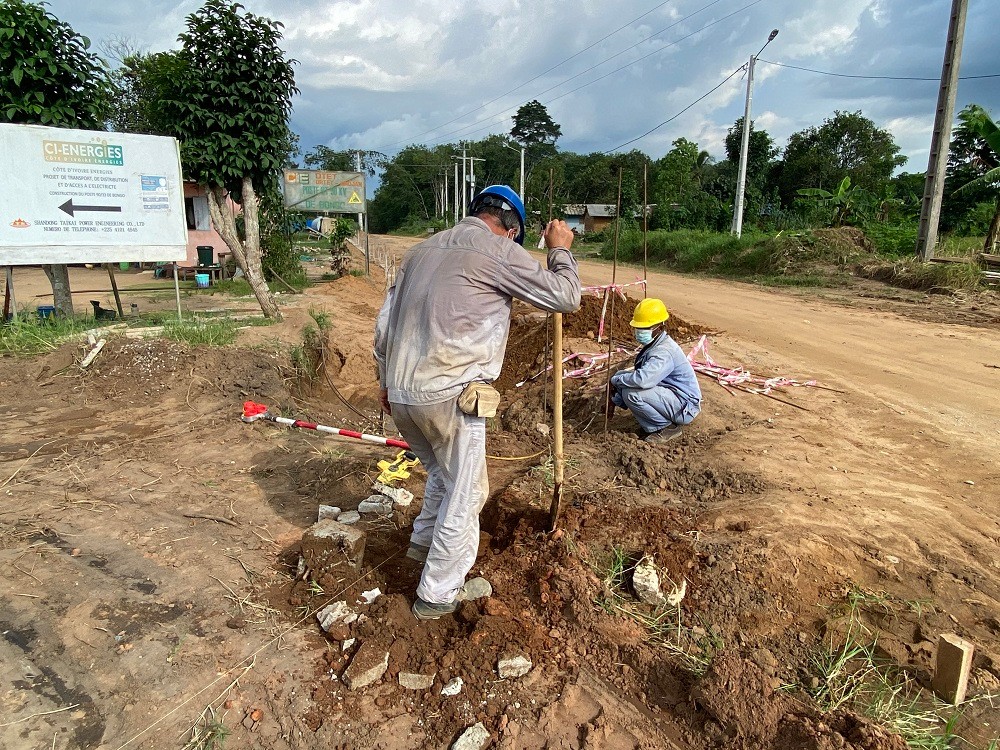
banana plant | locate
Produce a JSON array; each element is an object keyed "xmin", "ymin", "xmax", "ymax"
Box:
[
  {"xmin": 955, "ymin": 105, "xmax": 1000, "ymax": 253},
  {"xmin": 798, "ymin": 176, "xmax": 861, "ymax": 227}
]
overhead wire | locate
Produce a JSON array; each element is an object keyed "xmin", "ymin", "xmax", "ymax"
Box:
[
  {"xmin": 602, "ymin": 63, "xmax": 747, "ymax": 153},
  {"xmin": 375, "ymin": 0, "xmax": 679, "ymax": 151},
  {"xmin": 757, "ymin": 58, "xmax": 1000, "ymax": 81},
  {"xmin": 420, "ymin": 0, "xmax": 764, "ymax": 148}
]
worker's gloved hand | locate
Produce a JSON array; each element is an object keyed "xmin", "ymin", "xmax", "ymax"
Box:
[
  {"xmin": 543, "ymin": 220, "xmax": 574, "ymax": 251},
  {"xmin": 379, "ymin": 387, "xmax": 392, "ymax": 416}
]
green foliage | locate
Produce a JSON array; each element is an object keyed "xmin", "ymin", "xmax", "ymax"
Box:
[
  {"xmin": 167, "ymin": 0, "xmax": 298, "ymax": 191},
  {"xmin": 777, "ymin": 111, "xmax": 907, "ymax": 206},
  {"xmin": 798, "ymin": 176, "xmax": 862, "ymax": 227},
  {"xmin": 303, "ymin": 145, "xmax": 384, "ymax": 175},
  {"xmin": 290, "ymin": 308, "xmax": 331, "ymax": 384},
  {"xmin": 329, "ymin": 218, "xmax": 355, "ymax": 252},
  {"xmin": 0, "ymin": 0, "xmax": 112, "ymax": 127},
  {"xmin": 107, "ymin": 50, "xmax": 187, "ymax": 134},
  {"xmin": 857, "ymin": 256, "xmax": 982, "ymax": 292},
  {"xmin": 511, "ymin": 99, "xmax": 561, "ymax": 157},
  {"xmin": 163, "ymin": 318, "xmax": 239, "ymax": 346},
  {"xmin": 0, "ymin": 314, "xmax": 92, "ymax": 356},
  {"xmin": 861, "ymin": 220, "xmax": 918, "ymax": 256}
]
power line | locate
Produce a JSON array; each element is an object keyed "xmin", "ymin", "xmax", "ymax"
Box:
[
  {"xmin": 758, "ymin": 58, "xmax": 1000, "ymax": 81},
  {"xmin": 604, "ymin": 64, "xmax": 747, "ymax": 153},
  {"xmin": 374, "ymin": 0, "xmax": 678, "ymax": 151},
  {"xmin": 422, "ymin": 0, "xmax": 763, "ymax": 148}
]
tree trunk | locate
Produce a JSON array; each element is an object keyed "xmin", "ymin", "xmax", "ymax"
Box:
[
  {"xmin": 205, "ymin": 183, "xmax": 281, "ymax": 320},
  {"xmin": 41, "ymin": 264, "xmax": 74, "ymax": 317},
  {"xmin": 239, "ymin": 177, "xmax": 280, "ymax": 320},
  {"xmin": 985, "ymin": 196, "xmax": 1000, "ymax": 254}
]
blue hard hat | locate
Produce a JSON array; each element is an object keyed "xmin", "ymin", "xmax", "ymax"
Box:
[{"xmin": 470, "ymin": 185, "xmax": 525, "ymax": 245}]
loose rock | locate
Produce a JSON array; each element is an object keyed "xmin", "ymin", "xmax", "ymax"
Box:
[
  {"xmin": 358, "ymin": 496, "xmax": 394, "ymax": 515},
  {"xmin": 451, "ymin": 723, "xmax": 490, "ymax": 750},
  {"xmin": 460, "ymin": 577, "xmax": 493, "ymax": 601},
  {"xmin": 398, "ymin": 672, "xmax": 436, "ymax": 690},
  {"xmin": 342, "ymin": 641, "xmax": 390, "ymax": 691},
  {"xmin": 441, "ymin": 677, "xmax": 463, "ymax": 696},
  {"xmin": 337, "ymin": 511, "xmax": 361, "ymax": 525},
  {"xmin": 316, "ymin": 601, "xmax": 357, "ymax": 633},
  {"xmin": 372, "ymin": 482, "xmax": 414, "ymax": 507},
  {"xmin": 318, "ymin": 505, "xmax": 341, "ymax": 521},
  {"xmin": 632, "ymin": 556, "xmax": 666, "ymax": 606},
  {"xmin": 497, "ymin": 654, "xmax": 533, "ymax": 679}
]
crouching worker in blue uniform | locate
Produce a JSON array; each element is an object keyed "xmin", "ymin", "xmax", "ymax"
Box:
[{"xmin": 608, "ymin": 298, "xmax": 702, "ymax": 444}]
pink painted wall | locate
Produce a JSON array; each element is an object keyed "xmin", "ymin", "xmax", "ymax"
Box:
[{"xmin": 183, "ymin": 183, "xmax": 229, "ymax": 266}]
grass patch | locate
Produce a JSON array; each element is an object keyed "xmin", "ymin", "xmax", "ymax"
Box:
[
  {"xmin": 290, "ymin": 308, "xmax": 332, "ymax": 384},
  {"xmin": 206, "ymin": 279, "xmax": 253, "ymax": 296},
  {"xmin": 856, "ymin": 257, "xmax": 982, "ymax": 293},
  {"xmin": 163, "ymin": 318, "xmax": 239, "ymax": 346},
  {"xmin": 0, "ymin": 314, "xmax": 92, "ymax": 356},
  {"xmin": 809, "ymin": 587, "xmax": 965, "ymax": 749}
]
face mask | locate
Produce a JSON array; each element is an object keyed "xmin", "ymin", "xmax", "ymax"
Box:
[{"xmin": 635, "ymin": 329, "xmax": 654, "ymax": 345}]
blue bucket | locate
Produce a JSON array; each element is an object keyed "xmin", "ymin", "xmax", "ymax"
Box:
[
  {"xmin": 37, "ymin": 305, "xmax": 56, "ymax": 320},
  {"xmin": 195, "ymin": 273, "xmax": 210, "ymax": 289}
]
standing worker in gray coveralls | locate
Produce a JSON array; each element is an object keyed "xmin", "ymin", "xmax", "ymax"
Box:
[
  {"xmin": 608, "ymin": 297, "xmax": 702, "ymax": 443},
  {"xmin": 374, "ymin": 185, "xmax": 581, "ymax": 620}
]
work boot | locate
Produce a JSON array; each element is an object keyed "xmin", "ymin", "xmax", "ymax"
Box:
[
  {"xmin": 643, "ymin": 425, "xmax": 682, "ymax": 444},
  {"xmin": 405, "ymin": 543, "xmax": 430, "ymax": 563},
  {"xmin": 411, "ymin": 577, "xmax": 493, "ymax": 621}
]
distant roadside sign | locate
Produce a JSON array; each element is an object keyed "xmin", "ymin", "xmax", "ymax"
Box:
[
  {"xmin": 0, "ymin": 123, "xmax": 187, "ymax": 264},
  {"xmin": 282, "ymin": 169, "xmax": 365, "ymax": 213}
]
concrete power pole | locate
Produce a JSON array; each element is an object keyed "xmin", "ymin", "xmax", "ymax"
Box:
[
  {"xmin": 731, "ymin": 30, "xmax": 778, "ymax": 238},
  {"xmin": 454, "ymin": 161, "xmax": 459, "ymax": 225},
  {"xmin": 462, "ymin": 147, "xmax": 468, "ymax": 218},
  {"xmin": 916, "ymin": 0, "xmax": 969, "ymax": 261}
]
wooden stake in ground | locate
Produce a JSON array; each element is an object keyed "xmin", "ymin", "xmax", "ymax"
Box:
[
  {"xmin": 549, "ymin": 311, "xmax": 564, "ymax": 532},
  {"xmin": 643, "ymin": 163, "xmax": 648, "ymax": 298},
  {"xmin": 603, "ymin": 168, "xmax": 624, "ymax": 434},
  {"xmin": 543, "ymin": 167, "xmax": 555, "ymax": 415},
  {"xmin": 105, "ymin": 264, "xmax": 125, "ymax": 318}
]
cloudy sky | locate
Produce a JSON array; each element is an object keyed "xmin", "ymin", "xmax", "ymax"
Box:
[{"xmin": 46, "ymin": 0, "xmax": 997, "ymax": 174}]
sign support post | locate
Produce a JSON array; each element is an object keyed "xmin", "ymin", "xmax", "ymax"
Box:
[{"xmin": 173, "ymin": 264, "xmax": 182, "ymax": 321}]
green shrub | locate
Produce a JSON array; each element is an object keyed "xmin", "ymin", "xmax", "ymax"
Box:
[{"xmin": 861, "ymin": 221, "xmax": 918, "ymax": 257}]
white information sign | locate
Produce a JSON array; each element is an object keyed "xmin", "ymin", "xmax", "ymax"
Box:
[{"xmin": 0, "ymin": 123, "xmax": 187, "ymax": 264}]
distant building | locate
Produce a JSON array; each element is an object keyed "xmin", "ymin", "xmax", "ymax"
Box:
[
  {"xmin": 183, "ymin": 183, "xmax": 228, "ymax": 266},
  {"xmin": 582, "ymin": 204, "xmax": 616, "ymax": 234},
  {"xmin": 562, "ymin": 204, "xmax": 585, "ymax": 234}
]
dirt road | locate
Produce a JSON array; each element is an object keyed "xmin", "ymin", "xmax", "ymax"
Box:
[{"xmin": 1, "ymin": 237, "xmax": 997, "ymax": 749}]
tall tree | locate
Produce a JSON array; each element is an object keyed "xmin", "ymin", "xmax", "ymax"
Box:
[
  {"xmin": 0, "ymin": 0, "xmax": 113, "ymax": 316},
  {"xmin": 164, "ymin": 0, "xmax": 298, "ymax": 320},
  {"xmin": 303, "ymin": 145, "xmax": 384, "ymax": 176},
  {"xmin": 943, "ymin": 104, "xmax": 1000, "ymax": 239},
  {"xmin": 511, "ymin": 99, "xmax": 561, "ymax": 170},
  {"xmin": 777, "ymin": 111, "xmax": 906, "ymax": 205},
  {"xmin": 650, "ymin": 139, "xmax": 725, "ymax": 231},
  {"xmin": 723, "ymin": 117, "xmax": 779, "ymax": 222}
]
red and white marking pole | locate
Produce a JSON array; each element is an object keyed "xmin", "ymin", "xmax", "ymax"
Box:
[{"xmin": 241, "ymin": 401, "xmax": 410, "ymax": 450}]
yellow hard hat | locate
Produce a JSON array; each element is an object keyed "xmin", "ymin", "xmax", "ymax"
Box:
[{"xmin": 629, "ymin": 298, "xmax": 669, "ymax": 328}]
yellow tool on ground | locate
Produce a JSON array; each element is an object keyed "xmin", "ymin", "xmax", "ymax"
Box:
[{"xmin": 376, "ymin": 450, "xmax": 420, "ymax": 484}]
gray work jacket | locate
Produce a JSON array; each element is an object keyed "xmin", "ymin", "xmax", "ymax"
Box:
[{"xmin": 374, "ymin": 217, "xmax": 581, "ymax": 405}]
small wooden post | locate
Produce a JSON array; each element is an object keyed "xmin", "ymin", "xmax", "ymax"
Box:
[
  {"xmin": 549, "ymin": 311, "xmax": 564, "ymax": 532},
  {"xmin": 106, "ymin": 264, "xmax": 125, "ymax": 318},
  {"xmin": 603, "ymin": 168, "xmax": 624, "ymax": 434}
]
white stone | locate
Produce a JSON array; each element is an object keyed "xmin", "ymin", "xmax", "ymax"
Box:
[
  {"xmin": 535, "ymin": 423, "xmax": 550, "ymax": 437},
  {"xmin": 459, "ymin": 577, "xmax": 492, "ymax": 601},
  {"xmin": 316, "ymin": 601, "xmax": 357, "ymax": 632},
  {"xmin": 451, "ymin": 723, "xmax": 490, "ymax": 750},
  {"xmin": 632, "ymin": 556, "xmax": 666, "ymax": 606},
  {"xmin": 342, "ymin": 643, "xmax": 389, "ymax": 691},
  {"xmin": 665, "ymin": 578, "xmax": 687, "ymax": 607},
  {"xmin": 337, "ymin": 511, "xmax": 361, "ymax": 525},
  {"xmin": 318, "ymin": 505, "xmax": 341, "ymax": 521},
  {"xmin": 372, "ymin": 482, "xmax": 414, "ymax": 507},
  {"xmin": 497, "ymin": 655, "xmax": 533, "ymax": 679},
  {"xmin": 441, "ymin": 677, "xmax": 463, "ymax": 696},
  {"xmin": 359, "ymin": 587, "xmax": 381, "ymax": 604},
  {"xmin": 358, "ymin": 496, "xmax": 394, "ymax": 515},
  {"xmin": 398, "ymin": 671, "xmax": 436, "ymax": 690},
  {"xmin": 341, "ymin": 638, "xmax": 356, "ymax": 651}
]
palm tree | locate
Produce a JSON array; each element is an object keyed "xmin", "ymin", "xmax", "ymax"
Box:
[{"xmin": 955, "ymin": 105, "xmax": 1000, "ymax": 253}]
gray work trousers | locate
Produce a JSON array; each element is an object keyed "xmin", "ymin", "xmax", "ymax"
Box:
[{"xmin": 390, "ymin": 397, "xmax": 489, "ymax": 604}]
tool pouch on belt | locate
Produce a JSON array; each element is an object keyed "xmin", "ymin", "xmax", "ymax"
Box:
[{"xmin": 458, "ymin": 382, "xmax": 501, "ymax": 418}]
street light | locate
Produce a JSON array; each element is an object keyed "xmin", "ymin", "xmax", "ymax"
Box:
[
  {"xmin": 503, "ymin": 140, "xmax": 526, "ymax": 203},
  {"xmin": 731, "ymin": 29, "xmax": 779, "ymax": 238}
]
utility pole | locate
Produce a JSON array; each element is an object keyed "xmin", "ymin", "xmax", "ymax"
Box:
[
  {"xmin": 469, "ymin": 157, "xmax": 485, "ymax": 203},
  {"xmin": 462, "ymin": 146, "xmax": 468, "ymax": 218},
  {"xmin": 916, "ymin": 0, "xmax": 969, "ymax": 261},
  {"xmin": 443, "ymin": 170, "xmax": 449, "ymax": 226},
  {"xmin": 731, "ymin": 29, "xmax": 778, "ymax": 238},
  {"xmin": 454, "ymin": 161, "xmax": 459, "ymax": 224}
]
